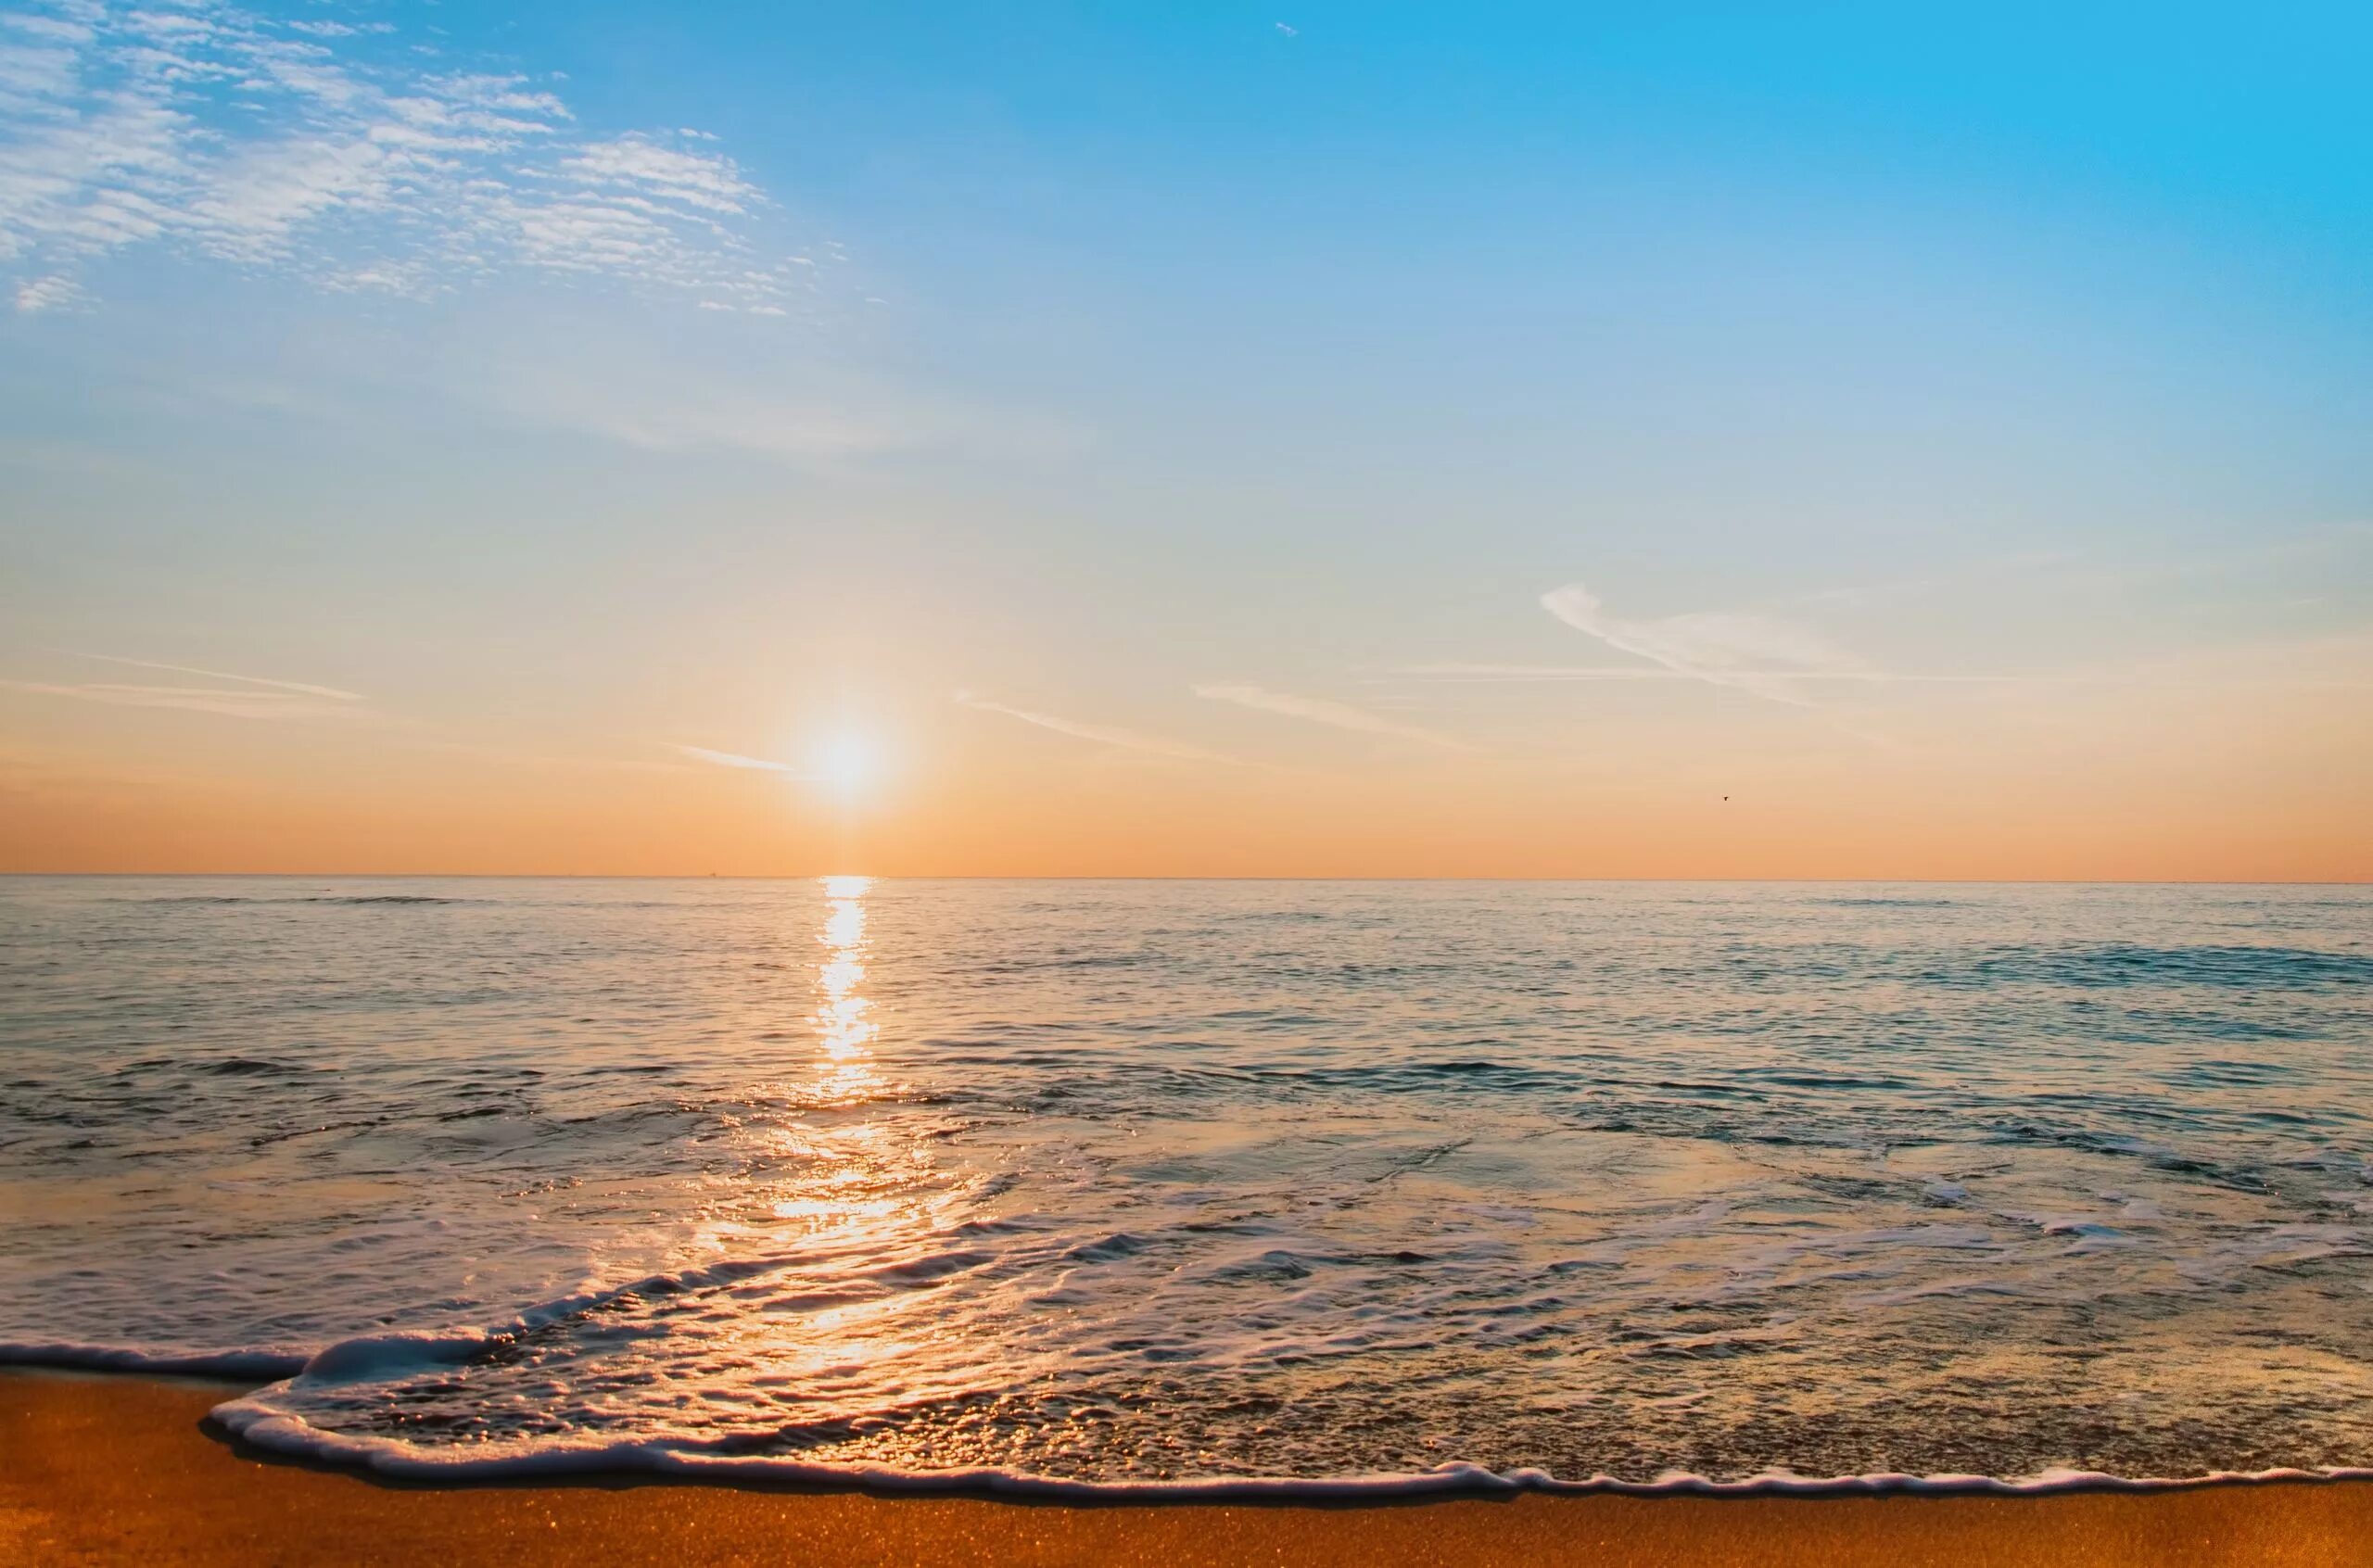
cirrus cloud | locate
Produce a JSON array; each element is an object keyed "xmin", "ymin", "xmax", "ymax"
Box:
[
  {"xmin": 0, "ymin": 0, "xmax": 817, "ymax": 313},
  {"xmin": 1191, "ymin": 682, "xmax": 1473, "ymax": 751},
  {"xmin": 1541, "ymin": 580, "xmax": 1871, "ymax": 706},
  {"xmin": 955, "ymin": 691, "xmax": 1242, "ymax": 766},
  {"xmin": 670, "ymin": 743, "xmax": 811, "ymax": 777},
  {"xmin": 0, "ymin": 649, "xmax": 366, "ymax": 719}
]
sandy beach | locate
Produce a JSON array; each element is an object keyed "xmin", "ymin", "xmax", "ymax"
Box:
[{"xmin": 3, "ymin": 1371, "xmax": 2367, "ymax": 1567}]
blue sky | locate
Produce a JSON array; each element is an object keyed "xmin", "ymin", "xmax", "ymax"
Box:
[{"xmin": 2, "ymin": 1, "xmax": 2368, "ymax": 876}]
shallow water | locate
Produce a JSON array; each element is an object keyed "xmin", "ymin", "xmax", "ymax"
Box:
[{"xmin": 3, "ymin": 876, "xmax": 2369, "ymax": 1488}]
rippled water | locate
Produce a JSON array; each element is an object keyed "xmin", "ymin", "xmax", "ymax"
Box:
[{"xmin": 3, "ymin": 876, "xmax": 2370, "ymax": 1489}]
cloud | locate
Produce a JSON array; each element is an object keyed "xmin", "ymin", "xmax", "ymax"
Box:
[
  {"xmin": 955, "ymin": 692, "xmax": 1240, "ymax": 765},
  {"xmin": 465, "ymin": 346, "xmax": 1085, "ymax": 468},
  {"xmin": 62, "ymin": 651, "xmax": 363, "ymax": 700},
  {"xmin": 501, "ymin": 381, "xmax": 920, "ymax": 462},
  {"xmin": 0, "ymin": 651, "xmax": 367, "ymax": 718},
  {"xmin": 560, "ymin": 133, "xmax": 759, "ymax": 217},
  {"xmin": 0, "ymin": 2, "xmax": 816, "ymax": 312},
  {"xmin": 1391, "ymin": 662, "xmax": 2004, "ymax": 685},
  {"xmin": 672, "ymin": 743, "xmax": 810, "ymax": 776},
  {"xmin": 0, "ymin": 678, "xmax": 353, "ymax": 719},
  {"xmin": 1540, "ymin": 581, "xmax": 1870, "ymax": 705},
  {"xmin": 1400, "ymin": 655, "xmax": 2373, "ymax": 694},
  {"xmin": 1389, "ymin": 663, "xmax": 1690, "ymax": 682},
  {"xmin": 12, "ymin": 272, "xmax": 79, "ymax": 311},
  {"xmin": 1192, "ymin": 682, "xmax": 1473, "ymax": 750}
]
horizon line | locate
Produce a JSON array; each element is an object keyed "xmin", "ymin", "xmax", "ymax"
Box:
[{"xmin": 1, "ymin": 872, "xmax": 2367, "ymax": 889}]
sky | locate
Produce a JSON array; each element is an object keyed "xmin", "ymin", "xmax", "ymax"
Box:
[{"xmin": 2, "ymin": 1, "xmax": 2368, "ymax": 879}]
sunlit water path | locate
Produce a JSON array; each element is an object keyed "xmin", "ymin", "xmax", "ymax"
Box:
[{"xmin": 3, "ymin": 877, "xmax": 2370, "ymax": 1490}]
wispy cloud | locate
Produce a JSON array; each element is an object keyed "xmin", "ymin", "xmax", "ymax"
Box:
[
  {"xmin": 0, "ymin": 651, "xmax": 367, "ymax": 718},
  {"xmin": 1391, "ymin": 662, "xmax": 2024, "ymax": 685},
  {"xmin": 1388, "ymin": 663, "xmax": 1689, "ymax": 683},
  {"xmin": 955, "ymin": 692, "xmax": 1240, "ymax": 765},
  {"xmin": 62, "ymin": 651, "xmax": 362, "ymax": 700},
  {"xmin": 0, "ymin": 679, "xmax": 354, "ymax": 719},
  {"xmin": 671, "ymin": 743, "xmax": 810, "ymax": 776},
  {"xmin": 12, "ymin": 272, "xmax": 79, "ymax": 311},
  {"xmin": 0, "ymin": 1, "xmax": 820, "ymax": 313},
  {"xmin": 1540, "ymin": 581, "xmax": 1870, "ymax": 705},
  {"xmin": 476, "ymin": 358, "xmax": 1081, "ymax": 467},
  {"xmin": 1393, "ymin": 662, "xmax": 2373, "ymax": 692},
  {"xmin": 1192, "ymin": 682, "xmax": 1473, "ymax": 750}
]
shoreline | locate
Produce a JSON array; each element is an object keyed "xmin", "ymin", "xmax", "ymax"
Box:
[{"xmin": 10, "ymin": 1370, "xmax": 2373, "ymax": 1565}]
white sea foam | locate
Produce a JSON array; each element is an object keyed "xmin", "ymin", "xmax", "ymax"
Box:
[
  {"xmin": 203, "ymin": 1385, "xmax": 2373, "ymax": 1500},
  {"xmin": 14, "ymin": 1331, "xmax": 2373, "ymax": 1499}
]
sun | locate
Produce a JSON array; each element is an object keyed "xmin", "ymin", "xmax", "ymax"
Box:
[{"xmin": 810, "ymin": 733, "xmax": 878, "ymax": 800}]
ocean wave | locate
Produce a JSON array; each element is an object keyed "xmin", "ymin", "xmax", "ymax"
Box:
[
  {"xmin": 1936, "ymin": 943, "xmax": 2373, "ymax": 991},
  {"xmin": 195, "ymin": 1392, "xmax": 2373, "ymax": 1498},
  {"xmin": 201, "ymin": 1056, "xmax": 307, "ymax": 1076},
  {"xmin": 0, "ymin": 1340, "xmax": 308, "ymax": 1381},
  {"xmin": 15, "ymin": 1322, "xmax": 2373, "ymax": 1499},
  {"xmin": 1818, "ymin": 897, "xmax": 1961, "ymax": 909},
  {"xmin": 312, "ymin": 895, "xmax": 465, "ymax": 905},
  {"xmin": 115, "ymin": 893, "xmax": 466, "ymax": 906}
]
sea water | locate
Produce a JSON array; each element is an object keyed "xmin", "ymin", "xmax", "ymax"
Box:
[{"xmin": 3, "ymin": 876, "xmax": 2369, "ymax": 1494}]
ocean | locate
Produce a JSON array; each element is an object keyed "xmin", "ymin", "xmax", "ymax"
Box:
[{"xmin": 3, "ymin": 876, "xmax": 2369, "ymax": 1497}]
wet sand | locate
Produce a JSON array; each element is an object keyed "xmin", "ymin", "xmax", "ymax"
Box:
[{"xmin": 6, "ymin": 1370, "xmax": 2371, "ymax": 1566}]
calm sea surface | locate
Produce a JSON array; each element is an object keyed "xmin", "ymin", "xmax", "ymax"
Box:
[{"xmin": 3, "ymin": 877, "xmax": 2370, "ymax": 1489}]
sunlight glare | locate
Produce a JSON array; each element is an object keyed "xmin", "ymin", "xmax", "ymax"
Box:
[{"xmin": 811, "ymin": 734, "xmax": 878, "ymax": 801}]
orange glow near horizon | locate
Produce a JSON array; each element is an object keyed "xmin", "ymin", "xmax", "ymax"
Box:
[{"xmin": 1, "ymin": 657, "xmax": 2369, "ymax": 882}]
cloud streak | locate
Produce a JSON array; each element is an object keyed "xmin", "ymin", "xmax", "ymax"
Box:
[
  {"xmin": 0, "ymin": 678, "xmax": 355, "ymax": 719},
  {"xmin": 0, "ymin": 0, "xmax": 818, "ymax": 313},
  {"xmin": 955, "ymin": 692, "xmax": 1240, "ymax": 765},
  {"xmin": 671, "ymin": 744, "xmax": 810, "ymax": 776},
  {"xmin": 0, "ymin": 651, "xmax": 367, "ymax": 718},
  {"xmin": 476, "ymin": 360, "xmax": 1080, "ymax": 467},
  {"xmin": 1192, "ymin": 682, "xmax": 1472, "ymax": 750},
  {"xmin": 1393, "ymin": 662, "xmax": 2033, "ymax": 685},
  {"xmin": 1540, "ymin": 581, "xmax": 1869, "ymax": 705},
  {"xmin": 62, "ymin": 651, "xmax": 363, "ymax": 700}
]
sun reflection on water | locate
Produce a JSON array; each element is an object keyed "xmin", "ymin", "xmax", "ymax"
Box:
[
  {"xmin": 743, "ymin": 874, "xmax": 945, "ymax": 1242},
  {"xmin": 688, "ymin": 876, "xmax": 994, "ymax": 1410},
  {"xmin": 667, "ymin": 875, "xmax": 1004, "ymax": 1419},
  {"xmin": 812, "ymin": 875, "xmax": 880, "ymax": 1100}
]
